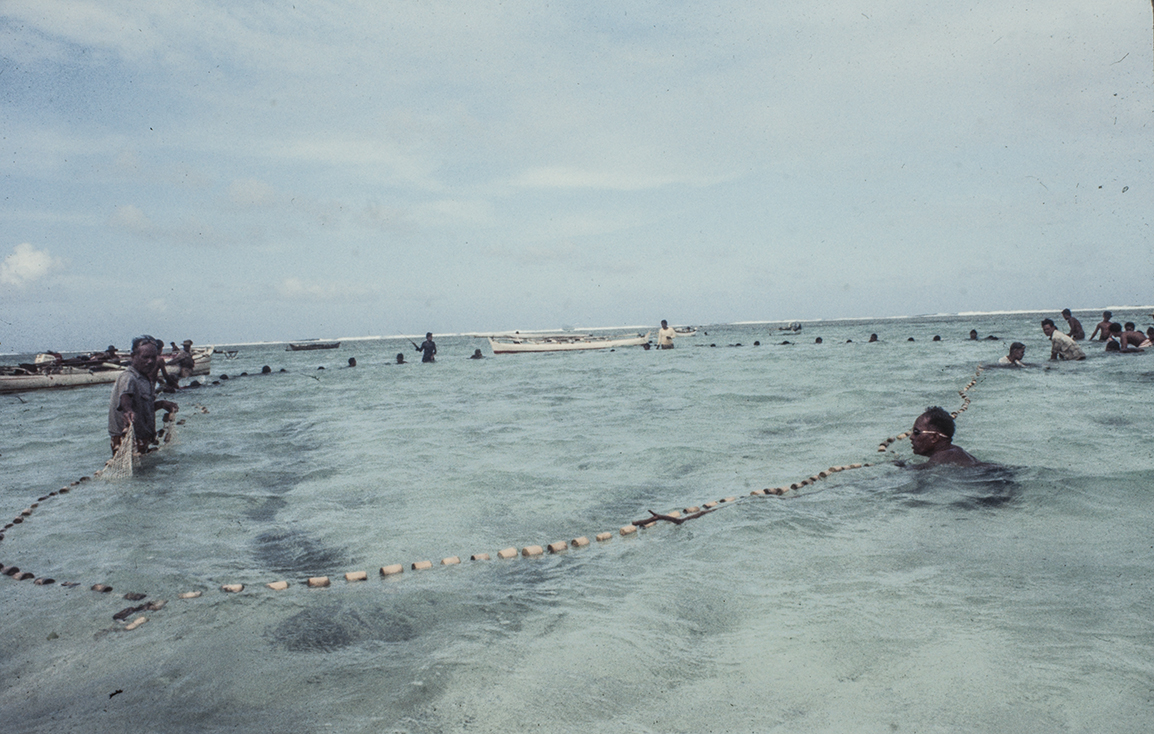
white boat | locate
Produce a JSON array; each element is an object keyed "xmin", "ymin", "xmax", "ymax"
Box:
[
  {"xmin": 673, "ymin": 327, "xmax": 698, "ymax": 337},
  {"xmin": 0, "ymin": 348, "xmax": 211, "ymax": 394},
  {"xmin": 487, "ymin": 332, "xmax": 651, "ymax": 354}
]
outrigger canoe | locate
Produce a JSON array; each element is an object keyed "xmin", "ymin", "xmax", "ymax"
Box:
[
  {"xmin": 0, "ymin": 348, "xmax": 212, "ymax": 394},
  {"xmin": 286, "ymin": 341, "xmax": 340, "ymax": 351},
  {"xmin": 487, "ymin": 332, "xmax": 651, "ymax": 354}
]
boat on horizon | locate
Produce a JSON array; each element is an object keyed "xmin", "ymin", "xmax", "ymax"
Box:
[
  {"xmin": 286, "ymin": 341, "xmax": 341, "ymax": 351},
  {"xmin": 487, "ymin": 332, "xmax": 651, "ymax": 354}
]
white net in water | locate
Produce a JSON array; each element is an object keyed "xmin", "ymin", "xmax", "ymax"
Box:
[{"xmin": 104, "ymin": 422, "xmax": 136, "ymax": 480}]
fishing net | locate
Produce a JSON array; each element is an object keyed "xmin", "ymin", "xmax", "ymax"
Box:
[
  {"xmin": 104, "ymin": 423, "xmax": 136, "ymax": 480},
  {"xmin": 161, "ymin": 413, "xmax": 179, "ymax": 446}
]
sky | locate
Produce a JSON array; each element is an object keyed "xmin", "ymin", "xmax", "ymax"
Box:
[{"xmin": 1, "ymin": 1, "xmax": 1151, "ymax": 352}]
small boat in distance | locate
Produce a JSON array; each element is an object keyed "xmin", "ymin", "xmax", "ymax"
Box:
[
  {"xmin": 487, "ymin": 332, "xmax": 651, "ymax": 354},
  {"xmin": 286, "ymin": 341, "xmax": 341, "ymax": 351},
  {"xmin": 673, "ymin": 327, "xmax": 698, "ymax": 337}
]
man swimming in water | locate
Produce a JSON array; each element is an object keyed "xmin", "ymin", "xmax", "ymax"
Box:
[
  {"xmin": 903, "ymin": 406, "xmax": 985, "ymax": 468},
  {"xmin": 995, "ymin": 342, "xmax": 1029, "ymax": 367}
]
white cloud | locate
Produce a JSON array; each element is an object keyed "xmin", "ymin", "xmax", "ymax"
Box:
[
  {"xmin": 0, "ymin": 243, "xmax": 66, "ymax": 285},
  {"xmin": 276, "ymin": 277, "xmax": 376, "ymax": 302},
  {"xmin": 108, "ymin": 204, "xmax": 160, "ymax": 237},
  {"xmin": 510, "ymin": 166, "xmax": 719, "ymax": 191},
  {"xmin": 228, "ymin": 178, "xmax": 278, "ymax": 209}
]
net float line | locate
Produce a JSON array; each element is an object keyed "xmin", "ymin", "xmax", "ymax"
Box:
[
  {"xmin": 0, "ymin": 406, "xmax": 205, "ymax": 550},
  {"xmin": 1, "ymin": 370, "xmax": 982, "ymax": 625},
  {"xmin": 874, "ymin": 365, "xmax": 983, "ymax": 456},
  {"xmin": 0, "ymin": 407, "xmax": 208, "ymax": 630}
]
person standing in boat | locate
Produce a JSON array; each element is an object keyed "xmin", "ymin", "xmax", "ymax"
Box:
[
  {"xmin": 657, "ymin": 320, "xmax": 676, "ymax": 350},
  {"xmin": 415, "ymin": 333, "xmax": 437, "ymax": 363},
  {"xmin": 108, "ymin": 336, "xmax": 178, "ymax": 455}
]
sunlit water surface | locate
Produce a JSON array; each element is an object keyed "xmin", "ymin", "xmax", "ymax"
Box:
[{"xmin": 2, "ymin": 313, "xmax": 1152, "ymax": 733}]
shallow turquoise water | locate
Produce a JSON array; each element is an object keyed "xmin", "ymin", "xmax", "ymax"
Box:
[{"xmin": 1, "ymin": 313, "xmax": 1152, "ymax": 732}]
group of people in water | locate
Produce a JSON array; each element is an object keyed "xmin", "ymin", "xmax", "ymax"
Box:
[
  {"xmin": 994, "ymin": 309, "xmax": 1153, "ymax": 366},
  {"xmin": 105, "ymin": 310, "xmax": 1150, "ymax": 468}
]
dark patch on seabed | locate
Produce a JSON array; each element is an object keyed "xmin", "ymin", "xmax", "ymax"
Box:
[
  {"xmin": 252, "ymin": 529, "xmax": 347, "ymax": 575},
  {"xmin": 246, "ymin": 495, "xmax": 288, "ymax": 522},
  {"xmin": 272, "ymin": 602, "xmax": 418, "ymax": 652}
]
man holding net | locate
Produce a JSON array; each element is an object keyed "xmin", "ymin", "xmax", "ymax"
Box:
[{"xmin": 108, "ymin": 336, "xmax": 179, "ymax": 455}]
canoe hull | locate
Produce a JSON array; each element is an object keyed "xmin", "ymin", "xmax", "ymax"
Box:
[
  {"xmin": 488, "ymin": 333, "xmax": 651, "ymax": 354},
  {"xmin": 287, "ymin": 342, "xmax": 341, "ymax": 351},
  {"xmin": 0, "ymin": 349, "xmax": 211, "ymax": 394}
]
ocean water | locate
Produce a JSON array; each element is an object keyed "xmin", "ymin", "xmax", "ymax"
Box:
[{"xmin": 1, "ymin": 312, "xmax": 1152, "ymax": 733}]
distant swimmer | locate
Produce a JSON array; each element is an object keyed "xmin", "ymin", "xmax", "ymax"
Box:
[
  {"xmin": 657, "ymin": 320, "xmax": 675, "ymax": 349},
  {"xmin": 1061, "ymin": 309, "xmax": 1085, "ymax": 340},
  {"xmin": 411, "ymin": 333, "xmax": 436, "ymax": 363},
  {"xmin": 814, "ymin": 336, "xmax": 823, "ymax": 344},
  {"xmin": 1089, "ymin": 311, "xmax": 1113, "ymax": 342},
  {"xmin": 469, "ymin": 349, "xmax": 484, "ymax": 359},
  {"xmin": 108, "ymin": 336, "xmax": 179, "ymax": 455},
  {"xmin": 969, "ymin": 329, "xmax": 978, "ymax": 341},
  {"xmin": 868, "ymin": 333, "xmax": 878, "ymax": 342},
  {"xmin": 347, "ymin": 357, "xmax": 357, "ymax": 367},
  {"xmin": 900, "ymin": 406, "xmax": 986, "ymax": 468},
  {"xmin": 395, "ymin": 353, "xmax": 406, "ymax": 364},
  {"xmin": 1042, "ymin": 319, "xmax": 1085, "ymax": 361},
  {"xmin": 994, "ymin": 342, "xmax": 1031, "ymax": 368}
]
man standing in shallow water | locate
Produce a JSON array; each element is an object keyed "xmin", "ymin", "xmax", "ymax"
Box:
[
  {"xmin": 1061, "ymin": 309, "xmax": 1085, "ymax": 340},
  {"xmin": 903, "ymin": 406, "xmax": 984, "ymax": 468},
  {"xmin": 108, "ymin": 336, "xmax": 179, "ymax": 455},
  {"xmin": 415, "ymin": 332, "xmax": 437, "ymax": 363},
  {"xmin": 657, "ymin": 320, "xmax": 676, "ymax": 349}
]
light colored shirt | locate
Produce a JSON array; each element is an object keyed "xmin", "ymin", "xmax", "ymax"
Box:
[
  {"xmin": 108, "ymin": 366, "xmax": 157, "ymax": 439},
  {"xmin": 657, "ymin": 326, "xmax": 676, "ymax": 348},
  {"xmin": 1049, "ymin": 330, "xmax": 1085, "ymax": 361}
]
